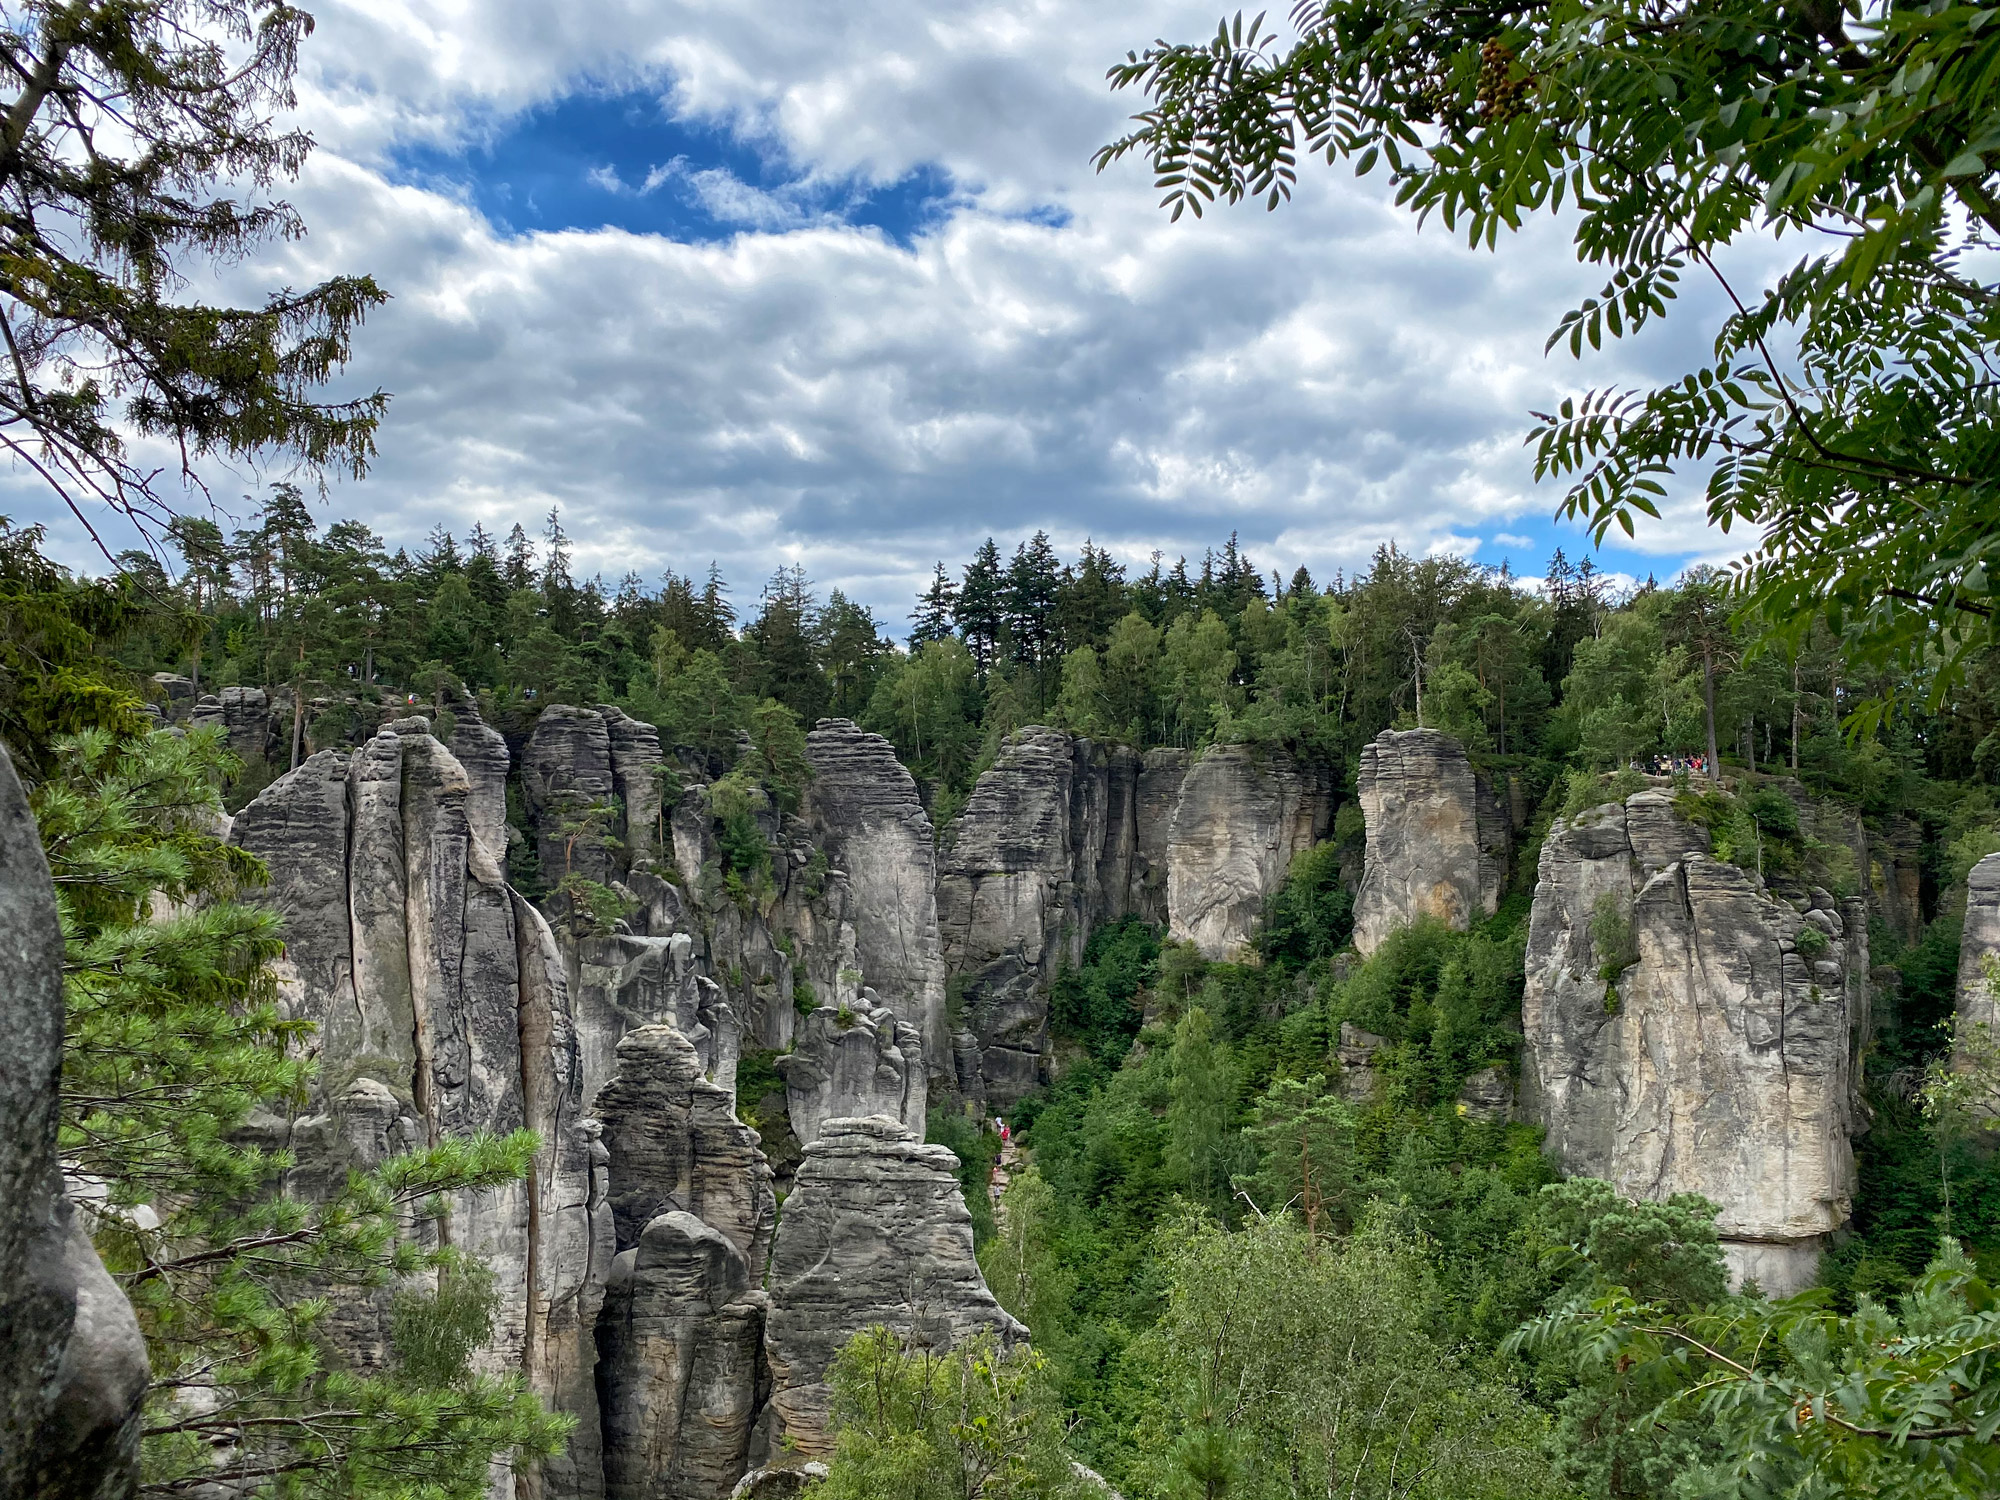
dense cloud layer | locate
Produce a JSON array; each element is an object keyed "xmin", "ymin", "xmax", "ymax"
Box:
[{"xmin": 10, "ymin": 0, "xmax": 1765, "ymax": 617}]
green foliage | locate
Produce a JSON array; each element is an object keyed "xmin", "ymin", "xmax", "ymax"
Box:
[
  {"xmin": 810, "ymin": 1328, "xmax": 1092, "ymax": 1500},
  {"xmin": 1049, "ymin": 918, "xmax": 1160, "ymax": 1067},
  {"xmin": 709, "ymin": 771, "xmax": 773, "ymax": 905},
  {"xmin": 747, "ymin": 697, "xmax": 812, "ymax": 812},
  {"xmin": 1521, "ymin": 1240, "xmax": 2000, "ymax": 1499},
  {"xmin": 1255, "ymin": 839, "xmax": 1353, "ymax": 969},
  {"xmin": 927, "ymin": 1109, "xmax": 1002, "ymax": 1245},
  {"xmin": 1126, "ymin": 1211, "xmax": 1573, "ymax": 1500},
  {"xmin": 1099, "ymin": 0, "xmax": 2000, "ymax": 729},
  {"xmin": 0, "ymin": 521, "xmax": 153, "ymax": 774},
  {"xmin": 1591, "ymin": 894, "xmax": 1637, "ymax": 986},
  {"xmin": 1316, "ymin": 917, "xmax": 1526, "ymax": 1107}
]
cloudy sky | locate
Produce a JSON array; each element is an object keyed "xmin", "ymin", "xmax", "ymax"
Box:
[{"xmin": 20, "ymin": 0, "xmax": 1758, "ymax": 626}]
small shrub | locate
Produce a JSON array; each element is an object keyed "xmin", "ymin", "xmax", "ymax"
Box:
[
  {"xmin": 1590, "ymin": 893, "xmax": 1638, "ymax": 982},
  {"xmin": 1796, "ymin": 923, "xmax": 1830, "ymax": 958},
  {"xmin": 793, "ymin": 975, "xmax": 818, "ymax": 1015}
]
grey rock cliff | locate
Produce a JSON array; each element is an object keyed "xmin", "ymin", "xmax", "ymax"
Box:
[
  {"xmin": 937, "ymin": 727, "xmax": 1088, "ymax": 1104},
  {"xmin": 756, "ymin": 1116, "xmax": 1026, "ymax": 1461},
  {"xmin": 0, "ymin": 743, "xmax": 147, "ymax": 1500},
  {"xmin": 1165, "ymin": 743, "xmax": 1334, "ymax": 958},
  {"xmin": 523, "ymin": 705, "xmax": 620, "ymax": 885},
  {"xmin": 1352, "ymin": 729, "xmax": 1508, "ymax": 956},
  {"xmin": 1522, "ymin": 792, "xmax": 1867, "ymax": 1294},
  {"xmin": 804, "ymin": 720, "xmax": 947, "ymax": 1090},
  {"xmin": 231, "ymin": 719, "xmax": 604, "ymax": 1493}
]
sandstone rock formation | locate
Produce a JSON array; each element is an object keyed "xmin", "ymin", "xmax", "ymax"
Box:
[
  {"xmin": 598, "ymin": 1212, "xmax": 769, "ymax": 1500},
  {"xmin": 1522, "ymin": 791, "xmax": 1868, "ymax": 1293},
  {"xmin": 230, "ymin": 719, "xmax": 606, "ymax": 1490},
  {"xmin": 0, "ymin": 744, "xmax": 147, "ymax": 1500},
  {"xmin": 778, "ymin": 1000, "xmax": 925, "ymax": 1144},
  {"xmin": 804, "ymin": 719, "xmax": 948, "ymax": 1085},
  {"xmin": 1165, "ymin": 743, "xmax": 1334, "ymax": 958},
  {"xmin": 756, "ymin": 1116, "xmax": 1026, "ymax": 1461},
  {"xmin": 523, "ymin": 704, "xmax": 622, "ymax": 885},
  {"xmin": 191, "ymin": 684, "xmax": 273, "ymax": 762},
  {"xmin": 1352, "ymin": 729, "xmax": 1509, "ymax": 956},
  {"xmin": 591, "ymin": 1025, "xmax": 776, "ymax": 1270},
  {"xmin": 937, "ymin": 727, "xmax": 1086, "ymax": 1104},
  {"xmin": 1957, "ymin": 852, "xmax": 2000, "ymax": 1054}
]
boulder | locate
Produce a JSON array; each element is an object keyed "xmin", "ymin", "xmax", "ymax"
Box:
[
  {"xmin": 0, "ymin": 743, "xmax": 146, "ymax": 1500},
  {"xmin": 1165, "ymin": 743, "xmax": 1335, "ymax": 958},
  {"xmin": 777, "ymin": 1000, "xmax": 925, "ymax": 1144},
  {"xmin": 756, "ymin": 1116, "xmax": 1025, "ymax": 1460},
  {"xmin": 1352, "ymin": 729, "xmax": 1508, "ymax": 956},
  {"xmin": 598, "ymin": 1212, "xmax": 769, "ymax": 1500},
  {"xmin": 1521, "ymin": 792, "xmax": 1868, "ymax": 1294}
]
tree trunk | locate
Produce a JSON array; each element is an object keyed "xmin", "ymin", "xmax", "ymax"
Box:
[
  {"xmin": 289, "ymin": 686, "xmax": 304, "ymax": 771},
  {"xmin": 1800, "ymin": 656, "xmax": 1816, "ymax": 776},
  {"xmin": 1702, "ymin": 644, "xmax": 1720, "ymax": 781}
]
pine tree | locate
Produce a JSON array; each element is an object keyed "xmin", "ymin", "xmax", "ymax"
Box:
[
  {"xmin": 699, "ymin": 563, "xmax": 737, "ymax": 647},
  {"xmin": 1005, "ymin": 530, "xmax": 1063, "ymax": 694},
  {"xmin": 0, "ymin": 0, "xmax": 387, "ymax": 549}
]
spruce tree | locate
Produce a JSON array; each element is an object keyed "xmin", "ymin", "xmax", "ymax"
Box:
[
  {"xmin": 955, "ymin": 538, "xmax": 1006, "ymax": 678},
  {"xmin": 910, "ymin": 561, "xmax": 958, "ymax": 648}
]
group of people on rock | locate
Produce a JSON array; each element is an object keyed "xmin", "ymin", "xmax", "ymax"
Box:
[{"xmin": 1636, "ymin": 754, "xmax": 1707, "ymax": 776}]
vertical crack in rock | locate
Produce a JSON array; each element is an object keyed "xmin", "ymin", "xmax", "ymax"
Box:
[{"xmin": 232, "ymin": 720, "xmax": 601, "ymax": 1493}]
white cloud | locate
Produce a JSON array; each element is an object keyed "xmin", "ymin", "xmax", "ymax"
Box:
[{"xmin": 8, "ymin": 0, "xmax": 1764, "ymax": 621}]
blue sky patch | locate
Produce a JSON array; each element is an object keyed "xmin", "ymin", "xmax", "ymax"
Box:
[{"xmin": 389, "ymin": 88, "xmax": 961, "ymax": 246}]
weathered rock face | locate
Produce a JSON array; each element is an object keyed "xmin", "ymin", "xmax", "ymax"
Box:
[
  {"xmin": 1165, "ymin": 744, "xmax": 1335, "ymax": 959},
  {"xmin": 1352, "ymin": 729, "xmax": 1508, "ymax": 956},
  {"xmin": 446, "ymin": 695, "xmax": 513, "ymax": 867},
  {"xmin": 804, "ymin": 720, "xmax": 948, "ymax": 1088},
  {"xmin": 778, "ymin": 1000, "xmax": 925, "ymax": 1145},
  {"xmin": 523, "ymin": 705, "xmax": 621, "ymax": 885},
  {"xmin": 191, "ymin": 685, "xmax": 274, "ymax": 763},
  {"xmin": 1522, "ymin": 792, "xmax": 1868, "ymax": 1294},
  {"xmin": 1957, "ymin": 853, "xmax": 2000, "ymax": 1046},
  {"xmin": 231, "ymin": 719, "xmax": 606, "ymax": 1492},
  {"xmin": 592, "ymin": 1026, "xmax": 776, "ymax": 1271},
  {"xmin": 598, "ymin": 1213, "xmax": 769, "ymax": 1500},
  {"xmin": 756, "ymin": 1116, "xmax": 1027, "ymax": 1461},
  {"xmin": 937, "ymin": 728, "xmax": 1087, "ymax": 1104},
  {"xmin": 0, "ymin": 744, "xmax": 147, "ymax": 1500}
]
